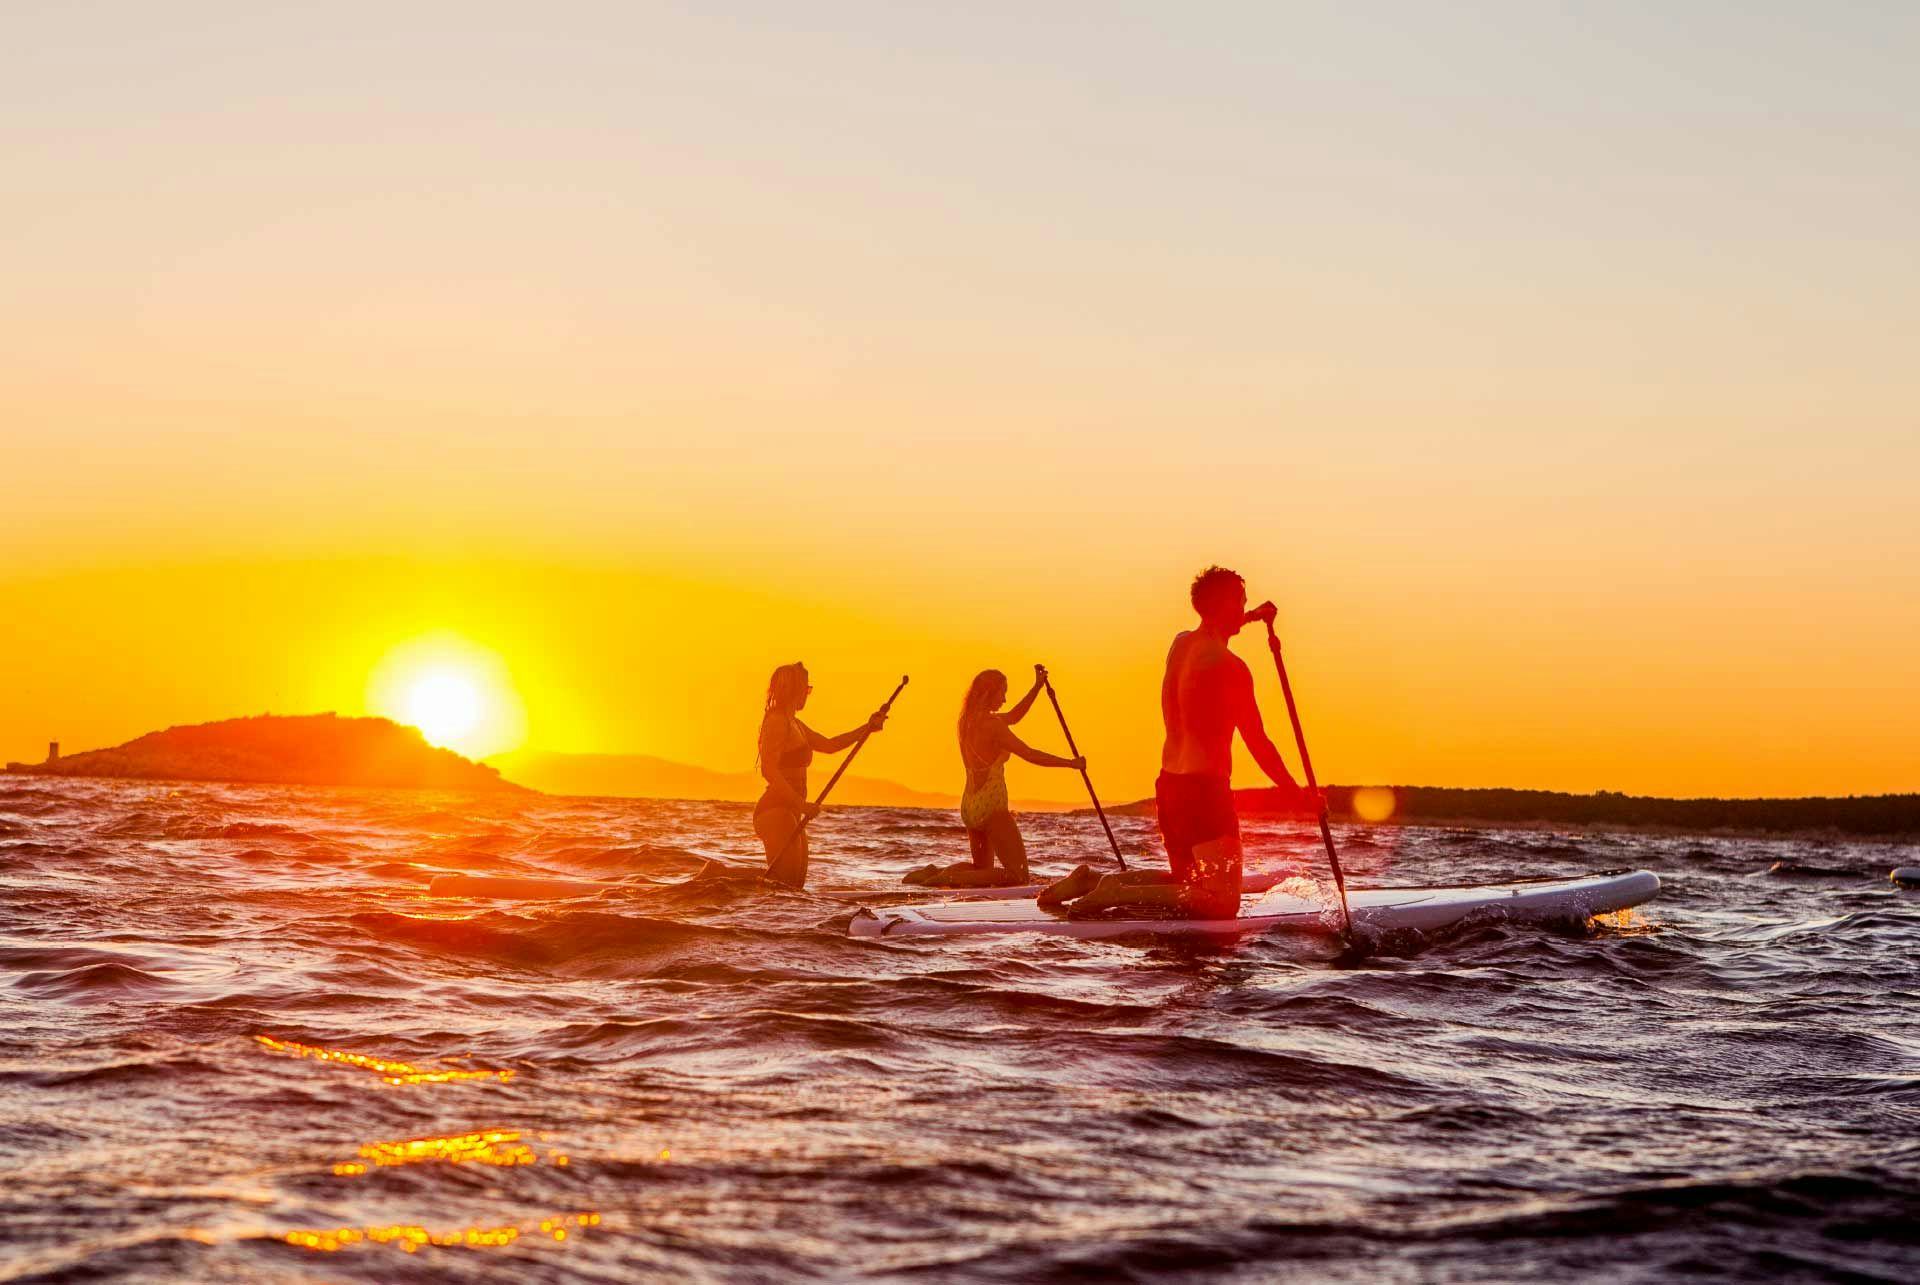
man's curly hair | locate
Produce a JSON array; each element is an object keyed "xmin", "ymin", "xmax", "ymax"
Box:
[{"xmin": 1189, "ymin": 565, "xmax": 1245, "ymax": 616}]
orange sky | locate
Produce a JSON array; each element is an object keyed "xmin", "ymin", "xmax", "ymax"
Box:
[{"xmin": 4, "ymin": 4, "xmax": 1917, "ymax": 801}]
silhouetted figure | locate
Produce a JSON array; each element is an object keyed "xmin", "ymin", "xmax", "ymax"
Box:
[
  {"xmin": 1041, "ymin": 566, "xmax": 1311, "ymax": 919},
  {"xmin": 904, "ymin": 666, "xmax": 1083, "ymax": 888},
  {"xmin": 754, "ymin": 663, "xmax": 888, "ymax": 887}
]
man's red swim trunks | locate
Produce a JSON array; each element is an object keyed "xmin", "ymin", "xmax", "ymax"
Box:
[{"xmin": 1155, "ymin": 770, "xmax": 1241, "ymax": 887}]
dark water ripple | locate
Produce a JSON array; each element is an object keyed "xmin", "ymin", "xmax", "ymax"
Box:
[{"xmin": 1, "ymin": 778, "xmax": 1917, "ymax": 1281}]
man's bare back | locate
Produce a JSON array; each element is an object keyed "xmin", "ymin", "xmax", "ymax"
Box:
[{"xmin": 1161, "ymin": 629, "xmax": 1251, "ymax": 778}]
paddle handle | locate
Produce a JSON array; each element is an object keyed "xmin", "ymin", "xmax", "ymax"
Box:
[
  {"xmin": 772, "ymin": 675, "xmax": 909, "ymax": 867},
  {"xmin": 1265, "ymin": 623, "xmax": 1353, "ymax": 937},
  {"xmin": 1043, "ymin": 676, "xmax": 1127, "ymax": 870}
]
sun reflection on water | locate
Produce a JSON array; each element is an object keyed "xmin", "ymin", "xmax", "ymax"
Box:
[
  {"xmin": 254, "ymin": 1034, "xmax": 513, "ymax": 1085},
  {"xmin": 282, "ymin": 1212, "xmax": 601, "ymax": 1254},
  {"xmin": 329, "ymin": 1129, "xmax": 570, "ymax": 1174}
]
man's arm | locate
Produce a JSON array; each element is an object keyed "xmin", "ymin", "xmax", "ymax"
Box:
[{"xmin": 1230, "ymin": 660, "xmax": 1301, "ymax": 794}]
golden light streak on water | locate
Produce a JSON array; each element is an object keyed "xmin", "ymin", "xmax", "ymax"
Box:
[
  {"xmin": 281, "ymin": 1212, "xmax": 601, "ymax": 1254},
  {"xmin": 254, "ymin": 1034, "xmax": 513, "ymax": 1085},
  {"xmin": 326, "ymin": 1129, "xmax": 571, "ymax": 1173}
]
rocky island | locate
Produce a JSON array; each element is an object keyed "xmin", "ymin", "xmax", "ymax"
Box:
[{"xmin": 5, "ymin": 713, "xmax": 527, "ymax": 793}]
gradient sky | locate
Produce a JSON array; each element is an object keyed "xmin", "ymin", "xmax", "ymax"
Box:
[{"xmin": 4, "ymin": 3, "xmax": 1916, "ymax": 801}]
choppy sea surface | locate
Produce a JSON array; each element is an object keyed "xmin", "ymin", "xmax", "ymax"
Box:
[{"xmin": 2, "ymin": 776, "xmax": 1917, "ymax": 1283}]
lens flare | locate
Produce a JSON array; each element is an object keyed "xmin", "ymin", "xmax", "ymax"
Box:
[{"xmin": 1351, "ymin": 787, "xmax": 1398, "ymax": 823}]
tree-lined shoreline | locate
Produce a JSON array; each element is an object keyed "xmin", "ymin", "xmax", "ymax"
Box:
[{"xmin": 1102, "ymin": 785, "xmax": 1920, "ymax": 840}]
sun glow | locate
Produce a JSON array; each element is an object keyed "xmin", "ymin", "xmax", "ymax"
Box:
[
  {"xmin": 405, "ymin": 672, "xmax": 483, "ymax": 748},
  {"xmin": 365, "ymin": 635, "xmax": 527, "ymax": 759}
]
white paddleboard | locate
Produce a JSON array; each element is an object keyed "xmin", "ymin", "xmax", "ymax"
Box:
[
  {"xmin": 874, "ymin": 868, "xmax": 1294, "ymax": 903},
  {"xmin": 424, "ymin": 863, "xmax": 1294, "ymax": 903},
  {"xmin": 848, "ymin": 869, "xmax": 1660, "ymax": 941}
]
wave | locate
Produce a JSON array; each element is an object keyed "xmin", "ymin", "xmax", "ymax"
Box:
[
  {"xmin": 10, "ymin": 960, "xmax": 175, "ymax": 1000},
  {"xmin": 927, "ymin": 1169, "xmax": 1920, "ymax": 1281},
  {"xmin": 344, "ymin": 906, "xmax": 791, "ymax": 972},
  {"xmin": 3, "ymin": 777, "xmax": 1914, "ymax": 1282}
]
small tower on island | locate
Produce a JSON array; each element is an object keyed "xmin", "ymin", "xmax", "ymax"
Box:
[{"xmin": 47, "ymin": 741, "xmax": 59, "ymax": 764}]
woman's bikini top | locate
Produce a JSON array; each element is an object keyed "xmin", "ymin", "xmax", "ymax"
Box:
[{"xmin": 758, "ymin": 715, "xmax": 812, "ymax": 811}]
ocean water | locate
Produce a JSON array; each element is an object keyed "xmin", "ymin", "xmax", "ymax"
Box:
[{"xmin": 2, "ymin": 776, "xmax": 1916, "ymax": 1283}]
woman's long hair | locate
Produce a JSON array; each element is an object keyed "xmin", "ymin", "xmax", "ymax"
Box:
[
  {"xmin": 758, "ymin": 663, "xmax": 808, "ymax": 770},
  {"xmin": 765, "ymin": 662, "xmax": 808, "ymax": 714},
  {"xmin": 957, "ymin": 670, "xmax": 1006, "ymax": 766}
]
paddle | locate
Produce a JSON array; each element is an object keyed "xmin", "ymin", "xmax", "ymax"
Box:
[
  {"xmin": 1259, "ymin": 612, "xmax": 1355, "ymax": 941},
  {"xmin": 769, "ymin": 675, "xmax": 909, "ymax": 877},
  {"xmin": 1040, "ymin": 671, "xmax": 1128, "ymax": 871}
]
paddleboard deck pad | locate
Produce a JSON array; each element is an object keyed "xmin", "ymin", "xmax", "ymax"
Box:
[{"xmin": 849, "ymin": 869, "xmax": 1660, "ymax": 940}]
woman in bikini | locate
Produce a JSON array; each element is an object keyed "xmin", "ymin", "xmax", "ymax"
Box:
[
  {"xmin": 755, "ymin": 662, "xmax": 888, "ymax": 887},
  {"xmin": 905, "ymin": 665, "xmax": 1083, "ymax": 888}
]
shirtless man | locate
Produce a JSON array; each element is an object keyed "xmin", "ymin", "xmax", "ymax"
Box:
[{"xmin": 1041, "ymin": 565, "xmax": 1308, "ymax": 919}]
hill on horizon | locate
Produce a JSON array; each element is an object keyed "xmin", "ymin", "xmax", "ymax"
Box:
[
  {"xmin": 5, "ymin": 713, "xmax": 523, "ymax": 793},
  {"xmin": 488, "ymin": 748, "xmax": 1077, "ymax": 812}
]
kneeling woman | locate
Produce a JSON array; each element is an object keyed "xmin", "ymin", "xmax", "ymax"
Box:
[
  {"xmin": 907, "ymin": 666, "xmax": 1082, "ymax": 887},
  {"xmin": 755, "ymin": 662, "xmax": 887, "ymax": 887}
]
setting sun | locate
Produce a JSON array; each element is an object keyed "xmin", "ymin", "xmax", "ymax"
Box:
[
  {"xmin": 366, "ymin": 635, "xmax": 526, "ymax": 759},
  {"xmin": 404, "ymin": 672, "xmax": 483, "ymax": 749}
]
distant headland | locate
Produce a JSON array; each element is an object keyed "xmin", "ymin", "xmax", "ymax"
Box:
[
  {"xmin": 5, "ymin": 714, "xmax": 525, "ymax": 793},
  {"xmin": 1103, "ymin": 784, "xmax": 1920, "ymax": 840}
]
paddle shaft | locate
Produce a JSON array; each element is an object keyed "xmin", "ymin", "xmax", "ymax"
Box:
[
  {"xmin": 1264, "ymin": 622, "xmax": 1354, "ymax": 937},
  {"xmin": 1041, "ymin": 676, "xmax": 1127, "ymax": 871},
  {"xmin": 772, "ymin": 675, "xmax": 909, "ymax": 868}
]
